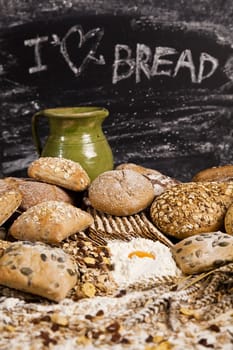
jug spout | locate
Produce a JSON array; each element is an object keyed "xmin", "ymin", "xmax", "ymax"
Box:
[{"xmin": 31, "ymin": 107, "xmax": 114, "ymax": 181}]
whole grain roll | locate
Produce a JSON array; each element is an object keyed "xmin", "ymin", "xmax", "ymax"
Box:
[
  {"xmin": 171, "ymin": 231, "xmax": 233, "ymax": 274},
  {"xmin": 150, "ymin": 182, "xmax": 233, "ymax": 239},
  {"xmin": 192, "ymin": 164, "xmax": 233, "ymax": 182},
  {"xmin": 88, "ymin": 169, "xmax": 155, "ymax": 216}
]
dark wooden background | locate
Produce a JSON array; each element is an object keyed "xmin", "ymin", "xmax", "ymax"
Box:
[{"xmin": 1, "ymin": 0, "xmax": 233, "ymax": 181}]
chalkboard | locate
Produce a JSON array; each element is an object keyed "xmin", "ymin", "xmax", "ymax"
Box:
[{"xmin": 1, "ymin": 0, "xmax": 233, "ymax": 181}]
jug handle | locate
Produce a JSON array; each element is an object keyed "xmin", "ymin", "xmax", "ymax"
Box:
[{"xmin": 31, "ymin": 111, "xmax": 44, "ymax": 156}]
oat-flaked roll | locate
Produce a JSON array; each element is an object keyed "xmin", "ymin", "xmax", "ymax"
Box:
[
  {"xmin": 27, "ymin": 157, "xmax": 90, "ymax": 191},
  {"xmin": 88, "ymin": 169, "xmax": 155, "ymax": 216},
  {"xmin": 0, "ymin": 241, "xmax": 78, "ymax": 301},
  {"xmin": 5, "ymin": 177, "xmax": 75, "ymax": 211},
  {"xmin": 171, "ymin": 231, "xmax": 233, "ymax": 274},
  {"xmin": 0, "ymin": 180, "xmax": 22, "ymax": 226},
  {"xmin": 150, "ymin": 182, "xmax": 233, "ymax": 239},
  {"xmin": 9, "ymin": 200, "xmax": 93, "ymax": 244}
]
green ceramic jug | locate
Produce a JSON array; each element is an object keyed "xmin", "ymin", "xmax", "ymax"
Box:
[{"xmin": 31, "ymin": 106, "xmax": 114, "ymax": 181}]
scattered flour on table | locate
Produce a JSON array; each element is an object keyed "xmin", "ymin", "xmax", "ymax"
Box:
[{"xmin": 108, "ymin": 238, "xmax": 181, "ymax": 287}]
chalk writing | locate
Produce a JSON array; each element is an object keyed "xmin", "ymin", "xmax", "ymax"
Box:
[
  {"xmin": 23, "ymin": 25, "xmax": 219, "ymax": 85},
  {"xmin": 113, "ymin": 44, "xmax": 219, "ymax": 84},
  {"xmin": 24, "ymin": 25, "xmax": 105, "ymax": 77},
  {"xmin": 58, "ymin": 25, "xmax": 105, "ymax": 77},
  {"xmin": 24, "ymin": 36, "xmax": 49, "ymax": 73}
]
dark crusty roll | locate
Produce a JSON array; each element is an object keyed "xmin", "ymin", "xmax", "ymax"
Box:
[{"xmin": 4, "ymin": 177, "xmax": 75, "ymax": 211}]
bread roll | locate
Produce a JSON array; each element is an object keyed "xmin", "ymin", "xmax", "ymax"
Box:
[
  {"xmin": 192, "ymin": 164, "xmax": 233, "ymax": 182},
  {"xmin": 150, "ymin": 182, "xmax": 233, "ymax": 239},
  {"xmin": 0, "ymin": 179, "xmax": 22, "ymax": 226},
  {"xmin": 224, "ymin": 202, "xmax": 233, "ymax": 235},
  {"xmin": 5, "ymin": 177, "xmax": 75, "ymax": 211},
  {"xmin": 9, "ymin": 200, "xmax": 93, "ymax": 244},
  {"xmin": 27, "ymin": 157, "xmax": 90, "ymax": 191},
  {"xmin": 116, "ymin": 163, "xmax": 162, "ymax": 175},
  {"xmin": 116, "ymin": 163, "xmax": 180, "ymax": 196},
  {"xmin": 0, "ymin": 241, "xmax": 78, "ymax": 301},
  {"xmin": 88, "ymin": 169, "xmax": 155, "ymax": 216},
  {"xmin": 171, "ymin": 231, "xmax": 233, "ymax": 274}
]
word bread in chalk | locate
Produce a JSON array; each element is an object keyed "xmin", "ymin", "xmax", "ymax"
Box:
[{"xmin": 113, "ymin": 44, "xmax": 218, "ymax": 84}]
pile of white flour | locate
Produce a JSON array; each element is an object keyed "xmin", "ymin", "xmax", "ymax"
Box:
[{"xmin": 108, "ymin": 238, "xmax": 181, "ymax": 287}]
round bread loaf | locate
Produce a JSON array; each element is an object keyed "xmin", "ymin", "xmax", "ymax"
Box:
[
  {"xmin": 116, "ymin": 163, "xmax": 180, "ymax": 196},
  {"xmin": 150, "ymin": 182, "xmax": 233, "ymax": 239},
  {"xmin": 0, "ymin": 241, "xmax": 78, "ymax": 301},
  {"xmin": 192, "ymin": 164, "xmax": 233, "ymax": 182},
  {"xmin": 171, "ymin": 231, "xmax": 233, "ymax": 274},
  {"xmin": 27, "ymin": 157, "xmax": 90, "ymax": 191},
  {"xmin": 4, "ymin": 177, "xmax": 75, "ymax": 211},
  {"xmin": 88, "ymin": 169, "xmax": 155, "ymax": 216}
]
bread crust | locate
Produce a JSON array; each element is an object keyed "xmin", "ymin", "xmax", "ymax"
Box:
[
  {"xmin": 88, "ymin": 169, "xmax": 155, "ymax": 216},
  {"xmin": 192, "ymin": 164, "xmax": 233, "ymax": 182}
]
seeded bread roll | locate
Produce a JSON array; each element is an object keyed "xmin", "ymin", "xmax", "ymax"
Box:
[
  {"xmin": 224, "ymin": 202, "xmax": 233, "ymax": 235},
  {"xmin": 9, "ymin": 200, "xmax": 93, "ymax": 244},
  {"xmin": 27, "ymin": 157, "xmax": 90, "ymax": 191},
  {"xmin": 150, "ymin": 182, "xmax": 233, "ymax": 239},
  {"xmin": 88, "ymin": 169, "xmax": 155, "ymax": 216},
  {"xmin": 0, "ymin": 180, "xmax": 22, "ymax": 226},
  {"xmin": 171, "ymin": 231, "xmax": 233, "ymax": 274},
  {"xmin": 5, "ymin": 177, "xmax": 75, "ymax": 211},
  {"xmin": 116, "ymin": 163, "xmax": 180, "ymax": 196},
  {"xmin": 0, "ymin": 241, "xmax": 78, "ymax": 301},
  {"xmin": 192, "ymin": 164, "xmax": 233, "ymax": 182}
]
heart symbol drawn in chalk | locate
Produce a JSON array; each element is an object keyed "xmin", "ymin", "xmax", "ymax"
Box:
[{"xmin": 60, "ymin": 24, "xmax": 105, "ymax": 77}]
